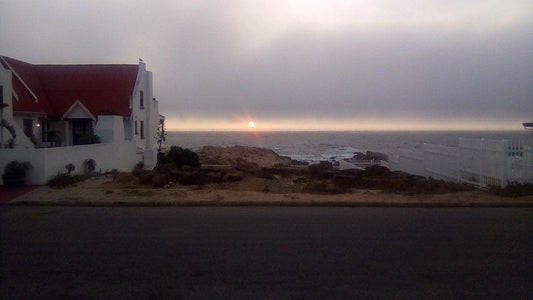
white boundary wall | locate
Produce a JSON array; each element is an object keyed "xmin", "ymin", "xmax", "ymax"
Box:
[
  {"xmin": 0, "ymin": 141, "xmax": 141, "ymax": 185},
  {"xmin": 390, "ymin": 137, "xmax": 533, "ymax": 188}
]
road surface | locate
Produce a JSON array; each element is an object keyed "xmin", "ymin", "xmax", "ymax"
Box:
[{"xmin": 1, "ymin": 207, "xmax": 532, "ymax": 298}]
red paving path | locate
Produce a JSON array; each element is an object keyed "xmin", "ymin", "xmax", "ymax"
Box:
[{"xmin": 0, "ymin": 185, "xmax": 40, "ymax": 204}]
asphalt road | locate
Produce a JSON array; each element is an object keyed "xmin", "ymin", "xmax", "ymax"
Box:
[{"xmin": 1, "ymin": 207, "xmax": 532, "ymax": 299}]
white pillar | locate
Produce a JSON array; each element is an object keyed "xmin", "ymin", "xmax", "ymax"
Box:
[{"xmin": 502, "ymin": 140, "xmax": 509, "ymax": 188}]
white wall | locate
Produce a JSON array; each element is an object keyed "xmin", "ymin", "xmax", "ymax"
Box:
[
  {"xmin": 12, "ymin": 114, "xmax": 40, "ymax": 148},
  {"xmin": 0, "ymin": 141, "xmax": 141, "ymax": 185},
  {"xmin": 94, "ymin": 115, "xmax": 124, "ymax": 144},
  {"xmin": 1, "ymin": 64, "xmax": 15, "ymax": 148},
  {"xmin": 130, "ymin": 62, "xmax": 160, "ymax": 153}
]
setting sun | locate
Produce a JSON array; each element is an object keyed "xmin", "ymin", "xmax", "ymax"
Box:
[{"xmin": 248, "ymin": 121, "xmax": 255, "ymax": 127}]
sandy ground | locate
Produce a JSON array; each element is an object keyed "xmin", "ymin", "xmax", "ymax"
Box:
[
  {"xmin": 10, "ymin": 146, "xmax": 533, "ymax": 206},
  {"xmin": 12, "ymin": 174, "xmax": 533, "ymax": 206}
]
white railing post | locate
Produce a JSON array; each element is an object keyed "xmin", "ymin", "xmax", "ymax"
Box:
[{"xmin": 501, "ymin": 140, "xmax": 509, "ymax": 188}]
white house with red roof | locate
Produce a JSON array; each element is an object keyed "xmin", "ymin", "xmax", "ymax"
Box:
[{"xmin": 0, "ymin": 56, "xmax": 165, "ymax": 184}]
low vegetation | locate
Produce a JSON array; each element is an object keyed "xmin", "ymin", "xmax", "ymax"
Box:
[
  {"xmin": 48, "ymin": 173, "xmax": 89, "ymax": 187},
  {"xmin": 2, "ymin": 160, "xmax": 31, "ymax": 187},
  {"xmin": 489, "ymin": 183, "xmax": 533, "ymax": 197},
  {"xmin": 123, "ymin": 145, "xmax": 479, "ymax": 196},
  {"xmin": 158, "ymin": 146, "xmax": 200, "ymax": 168}
]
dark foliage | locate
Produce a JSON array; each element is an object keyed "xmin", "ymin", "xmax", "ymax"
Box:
[
  {"xmin": 132, "ymin": 162, "xmax": 144, "ymax": 177},
  {"xmin": 3, "ymin": 161, "xmax": 30, "ymax": 178},
  {"xmin": 85, "ymin": 159, "xmax": 96, "ymax": 172},
  {"xmin": 76, "ymin": 134, "xmax": 101, "ymax": 145},
  {"xmin": 48, "ymin": 174, "xmax": 88, "ymax": 187},
  {"xmin": 308, "ymin": 161, "xmax": 333, "ymax": 177},
  {"xmin": 158, "ymin": 146, "xmax": 200, "ymax": 168},
  {"xmin": 489, "ymin": 183, "xmax": 533, "ymax": 197},
  {"xmin": 178, "ymin": 172, "xmax": 210, "ymax": 185},
  {"xmin": 2, "ymin": 160, "xmax": 31, "ymax": 187},
  {"xmin": 304, "ymin": 181, "xmax": 349, "ymax": 194},
  {"xmin": 65, "ymin": 163, "xmax": 75, "ymax": 174}
]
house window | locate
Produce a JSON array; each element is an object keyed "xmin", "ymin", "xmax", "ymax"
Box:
[
  {"xmin": 140, "ymin": 121, "xmax": 144, "ymax": 139},
  {"xmin": 135, "ymin": 120, "xmax": 138, "ymax": 135},
  {"xmin": 23, "ymin": 119, "xmax": 33, "ymax": 137},
  {"xmin": 140, "ymin": 91, "xmax": 144, "ymax": 108},
  {"xmin": 72, "ymin": 119, "xmax": 93, "ymax": 145}
]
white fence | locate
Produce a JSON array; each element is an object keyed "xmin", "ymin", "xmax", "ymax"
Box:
[
  {"xmin": 390, "ymin": 138, "xmax": 533, "ymax": 188},
  {"xmin": 0, "ymin": 141, "xmax": 142, "ymax": 185},
  {"xmin": 389, "ymin": 149, "xmax": 425, "ymax": 177}
]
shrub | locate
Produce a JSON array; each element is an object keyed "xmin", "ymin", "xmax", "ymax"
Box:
[
  {"xmin": 178, "ymin": 172, "xmax": 209, "ymax": 185},
  {"xmin": 132, "ymin": 161, "xmax": 144, "ymax": 177},
  {"xmin": 2, "ymin": 161, "xmax": 30, "ymax": 187},
  {"xmin": 153, "ymin": 163, "xmax": 178, "ymax": 174},
  {"xmin": 159, "ymin": 146, "xmax": 200, "ymax": 168},
  {"xmin": 84, "ymin": 159, "xmax": 96, "ymax": 172},
  {"xmin": 65, "ymin": 163, "xmax": 75, "ymax": 174},
  {"xmin": 489, "ymin": 183, "xmax": 533, "ymax": 197},
  {"xmin": 308, "ymin": 161, "xmax": 333, "ymax": 177},
  {"xmin": 304, "ymin": 181, "xmax": 348, "ymax": 194},
  {"xmin": 3, "ymin": 161, "xmax": 30, "ymax": 178},
  {"xmin": 47, "ymin": 173, "xmax": 88, "ymax": 187}
]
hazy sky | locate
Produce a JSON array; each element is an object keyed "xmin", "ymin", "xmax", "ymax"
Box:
[{"xmin": 1, "ymin": 0, "xmax": 532, "ymax": 130}]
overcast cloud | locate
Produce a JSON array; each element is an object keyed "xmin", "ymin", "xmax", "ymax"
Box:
[{"xmin": 1, "ymin": 0, "xmax": 532, "ymax": 130}]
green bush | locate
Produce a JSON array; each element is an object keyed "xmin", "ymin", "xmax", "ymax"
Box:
[
  {"xmin": 159, "ymin": 146, "xmax": 200, "ymax": 168},
  {"xmin": 65, "ymin": 163, "xmax": 75, "ymax": 174}
]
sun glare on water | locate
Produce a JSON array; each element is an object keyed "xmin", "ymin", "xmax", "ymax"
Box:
[{"xmin": 248, "ymin": 121, "xmax": 255, "ymax": 128}]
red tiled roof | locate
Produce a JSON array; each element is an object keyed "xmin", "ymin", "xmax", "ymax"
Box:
[
  {"xmin": 1, "ymin": 56, "xmax": 139, "ymax": 117},
  {"xmin": 1, "ymin": 56, "xmax": 54, "ymax": 115}
]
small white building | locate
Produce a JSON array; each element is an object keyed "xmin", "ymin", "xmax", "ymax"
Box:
[{"xmin": 0, "ymin": 56, "xmax": 165, "ymax": 184}]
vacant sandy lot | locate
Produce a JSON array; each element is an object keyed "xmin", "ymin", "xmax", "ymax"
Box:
[
  {"xmin": 12, "ymin": 146, "xmax": 533, "ymax": 206},
  {"xmin": 12, "ymin": 173, "xmax": 533, "ymax": 206}
]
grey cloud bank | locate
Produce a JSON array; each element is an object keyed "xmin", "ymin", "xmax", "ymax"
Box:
[{"xmin": 1, "ymin": 0, "xmax": 532, "ymax": 130}]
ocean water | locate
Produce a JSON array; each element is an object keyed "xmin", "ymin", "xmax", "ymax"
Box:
[{"xmin": 166, "ymin": 131, "xmax": 531, "ymax": 163}]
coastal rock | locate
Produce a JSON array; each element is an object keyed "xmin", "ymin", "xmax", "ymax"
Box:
[
  {"xmin": 352, "ymin": 151, "xmax": 389, "ymax": 162},
  {"xmin": 367, "ymin": 151, "xmax": 389, "ymax": 162}
]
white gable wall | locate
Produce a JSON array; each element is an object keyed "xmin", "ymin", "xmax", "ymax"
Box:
[
  {"xmin": 0, "ymin": 63, "xmax": 15, "ymax": 148},
  {"xmin": 0, "ymin": 64, "xmax": 14, "ymax": 123},
  {"xmin": 130, "ymin": 61, "xmax": 161, "ymax": 168}
]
